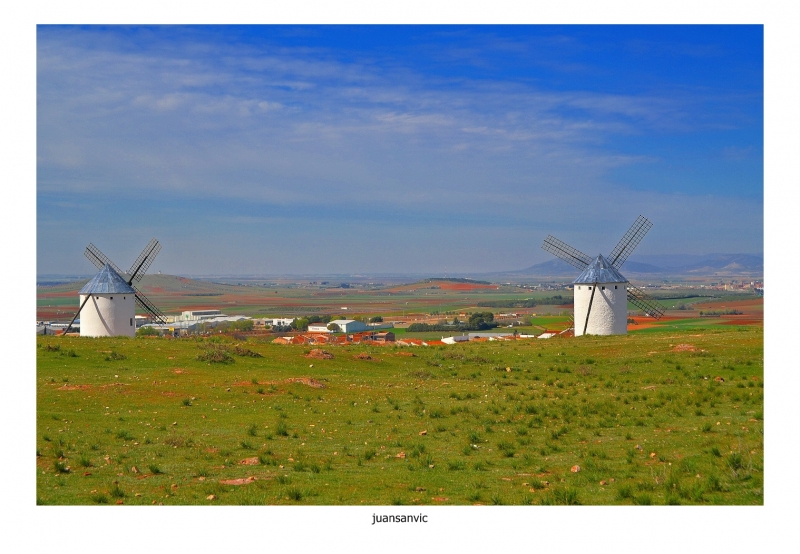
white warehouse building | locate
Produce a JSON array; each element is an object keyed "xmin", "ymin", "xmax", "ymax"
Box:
[{"xmin": 308, "ymin": 319, "xmax": 369, "ymax": 333}]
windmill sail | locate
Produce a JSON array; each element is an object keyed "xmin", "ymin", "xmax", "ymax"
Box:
[
  {"xmin": 132, "ymin": 285, "xmax": 167, "ymax": 324},
  {"xmin": 626, "ymin": 285, "xmax": 665, "ymax": 319},
  {"xmin": 80, "ymin": 240, "xmax": 167, "ymax": 326},
  {"xmin": 85, "ymin": 243, "xmax": 126, "ymax": 276},
  {"xmin": 608, "ymin": 215, "xmax": 652, "ymax": 269},
  {"xmin": 128, "ymin": 238, "xmax": 161, "ymax": 282},
  {"xmin": 541, "ymin": 235, "xmax": 592, "ymax": 270}
]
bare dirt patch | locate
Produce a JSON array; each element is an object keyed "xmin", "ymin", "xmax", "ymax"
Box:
[
  {"xmin": 305, "ymin": 349, "xmax": 334, "ymax": 360},
  {"xmin": 219, "ymin": 476, "xmax": 257, "ymax": 486},
  {"xmin": 58, "ymin": 384, "xmax": 92, "ymax": 391},
  {"xmin": 354, "ymin": 352, "xmax": 380, "ymax": 361},
  {"xmin": 672, "ymin": 344, "xmax": 696, "ymax": 352},
  {"xmin": 285, "ymin": 377, "xmax": 326, "ymax": 389}
]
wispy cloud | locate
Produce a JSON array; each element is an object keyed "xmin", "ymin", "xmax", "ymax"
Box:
[{"xmin": 37, "ymin": 26, "xmax": 763, "ymax": 274}]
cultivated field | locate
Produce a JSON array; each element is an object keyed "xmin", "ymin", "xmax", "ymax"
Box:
[{"xmin": 37, "ymin": 324, "xmax": 763, "ymax": 506}]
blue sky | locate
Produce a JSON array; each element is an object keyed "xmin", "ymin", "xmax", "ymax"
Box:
[{"xmin": 37, "ymin": 25, "xmax": 763, "ymax": 275}]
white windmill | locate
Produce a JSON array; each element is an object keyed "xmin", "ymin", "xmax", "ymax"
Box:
[
  {"xmin": 62, "ymin": 239, "xmax": 167, "ymax": 337},
  {"xmin": 541, "ymin": 216, "xmax": 665, "ymax": 336}
]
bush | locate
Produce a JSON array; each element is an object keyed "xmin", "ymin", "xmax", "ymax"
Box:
[
  {"xmin": 233, "ymin": 346, "xmax": 263, "ymax": 358},
  {"xmin": 196, "ymin": 345, "xmax": 235, "ymax": 364}
]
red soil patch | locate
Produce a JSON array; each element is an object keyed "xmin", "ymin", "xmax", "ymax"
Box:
[
  {"xmin": 354, "ymin": 352, "xmax": 380, "ymax": 361},
  {"xmin": 239, "ymin": 457, "xmax": 260, "ymax": 466},
  {"xmin": 628, "ymin": 315, "xmax": 683, "ymax": 331},
  {"xmin": 719, "ymin": 318, "xmax": 762, "ymax": 326},
  {"xmin": 396, "ymin": 351, "xmax": 416, "ymax": 357},
  {"xmin": 437, "ymin": 283, "xmax": 499, "ymax": 291},
  {"xmin": 39, "ymin": 291, "xmax": 78, "ymax": 298}
]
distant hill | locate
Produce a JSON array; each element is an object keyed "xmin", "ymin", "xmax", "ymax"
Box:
[
  {"xmin": 626, "ymin": 254, "xmax": 763, "ymax": 273},
  {"xmin": 38, "ymin": 253, "xmax": 763, "ymax": 289},
  {"xmin": 498, "ymin": 253, "xmax": 762, "ymax": 279}
]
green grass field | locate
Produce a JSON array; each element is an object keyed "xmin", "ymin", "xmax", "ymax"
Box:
[{"xmin": 37, "ymin": 325, "xmax": 762, "ymax": 506}]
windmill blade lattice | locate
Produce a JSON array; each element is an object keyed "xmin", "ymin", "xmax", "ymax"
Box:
[
  {"xmin": 127, "ymin": 238, "xmax": 161, "ymax": 282},
  {"xmin": 85, "ymin": 243, "xmax": 126, "ymax": 277},
  {"xmin": 626, "ymin": 285, "xmax": 665, "ymax": 319},
  {"xmin": 132, "ymin": 284, "xmax": 167, "ymax": 324},
  {"xmin": 83, "ymin": 240, "xmax": 167, "ymax": 324},
  {"xmin": 608, "ymin": 215, "xmax": 652, "ymax": 269},
  {"xmin": 541, "ymin": 235, "xmax": 592, "ymax": 270}
]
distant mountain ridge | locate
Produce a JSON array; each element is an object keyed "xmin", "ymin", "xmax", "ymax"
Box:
[
  {"xmin": 38, "ymin": 254, "xmax": 763, "ymax": 284},
  {"xmin": 510, "ymin": 253, "xmax": 763, "ymax": 278}
]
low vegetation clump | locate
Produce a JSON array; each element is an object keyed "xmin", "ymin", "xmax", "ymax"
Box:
[
  {"xmin": 233, "ymin": 346, "xmax": 263, "ymax": 358},
  {"xmin": 36, "ymin": 326, "xmax": 762, "ymax": 505},
  {"xmin": 195, "ymin": 344, "xmax": 235, "ymax": 364}
]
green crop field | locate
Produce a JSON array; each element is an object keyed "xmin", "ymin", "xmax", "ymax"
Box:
[{"xmin": 36, "ymin": 323, "xmax": 763, "ymax": 506}]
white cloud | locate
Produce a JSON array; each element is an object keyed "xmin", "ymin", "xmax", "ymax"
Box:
[{"xmin": 36, "ymin": 27, "xmax": 762, "ymax": 274}]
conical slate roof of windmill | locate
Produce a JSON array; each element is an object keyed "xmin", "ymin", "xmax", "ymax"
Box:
[
  {"xmin": 79, "ymin": 264, "xmax": 135, "ymax": 294},
  {"xmin": 573, "ymin": 255, "xmax": 628, "ymax": 284}
]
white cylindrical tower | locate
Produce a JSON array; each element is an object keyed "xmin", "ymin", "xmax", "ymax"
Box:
[
  {"xmin": 573, "ymin": 255, "xmax": 629, "ymax": 336},
  {"xmin": 78, "ymin": 264, "xmax": 136, "ymax": 337}
]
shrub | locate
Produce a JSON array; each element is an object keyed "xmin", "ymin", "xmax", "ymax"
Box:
[
  {"xmin": 196, "ymin": 345, "xmax": 234, "ymax": 364},
  {"xmin": 233, "ymin": 346, "xmax": 263, "ymax": 358}
]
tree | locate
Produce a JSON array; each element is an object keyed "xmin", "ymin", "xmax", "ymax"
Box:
[
  {"xmin": 369, "ymin": 315, "xmax": 383, "ymax": 323},
  {"xmin": 327, "ymin": 323, "xmax": 341, "ymax": 332},
  {"xmin": 468, "ymin": 311, "xmax": 495, "ymax": 330},
  {"xmin": 136, "ymin": 326, "xmax": 160, "ymax": 337},
  {"xmin": 229, "ymin": 319, "xmax": 254, "ymax": 332},
  {"xmin": 291, "ymin": 318, "xmax": 309, "ymax": 331}
]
